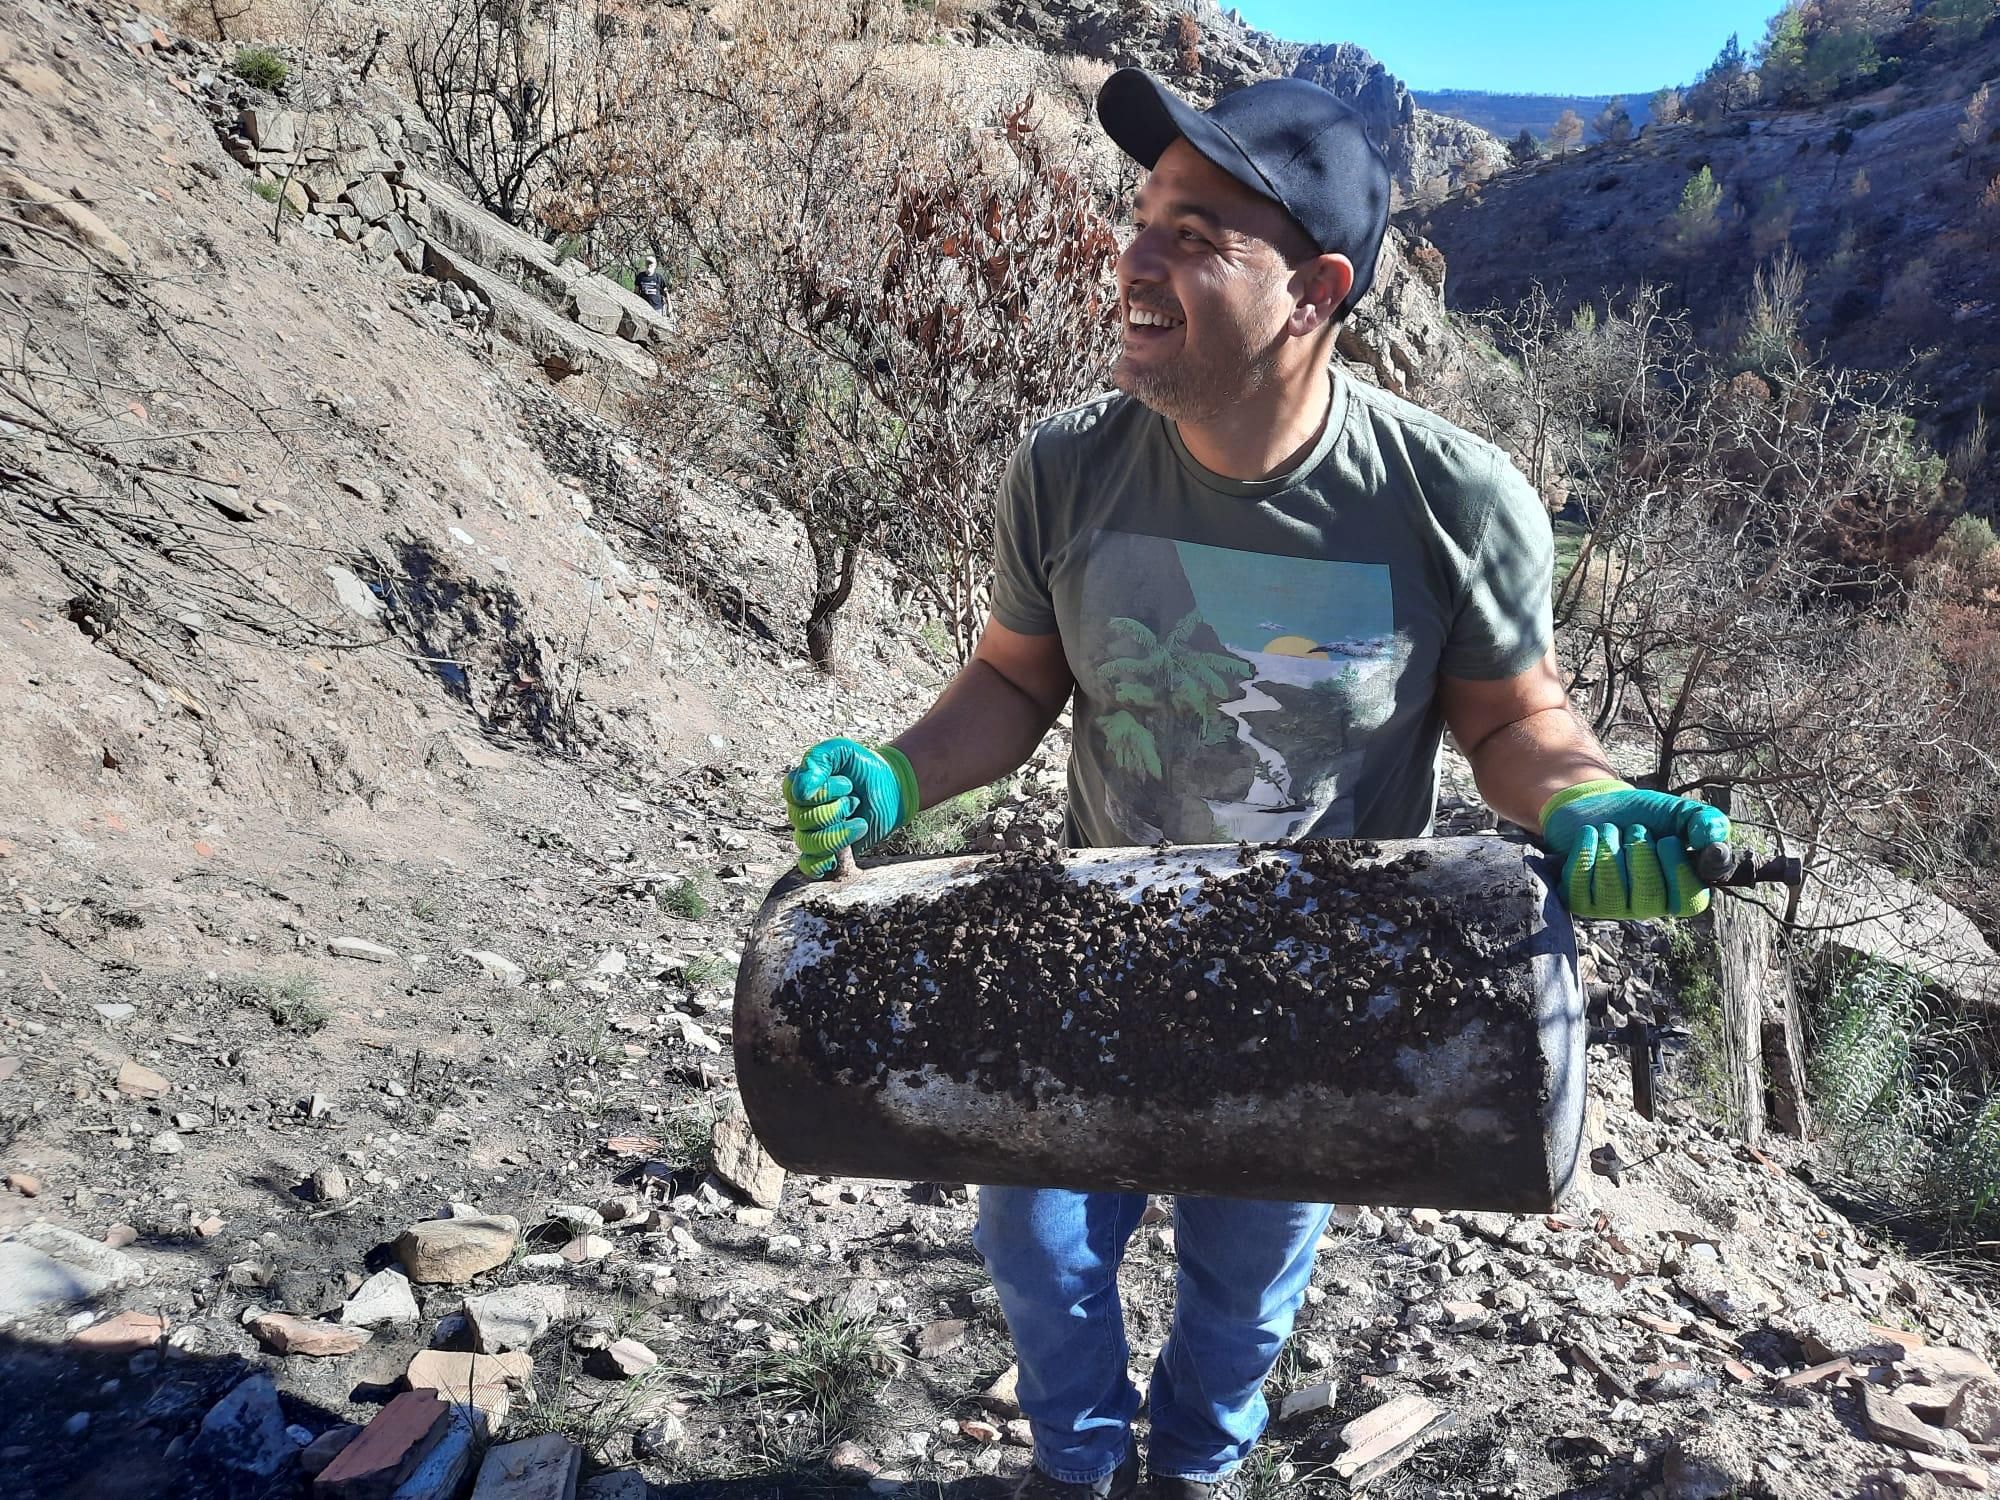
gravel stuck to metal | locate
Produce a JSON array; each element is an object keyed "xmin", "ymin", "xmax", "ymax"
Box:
[{"xmin": 768, "ymin": 840, "xmax": 1524, "ymax": 1108}]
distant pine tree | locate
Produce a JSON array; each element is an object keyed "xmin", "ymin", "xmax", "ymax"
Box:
[
  {"xmin": 1757, "ymin": 5, "xmax": 1810, "ymax": 103},
  {"xmin": 1509, "ymin": 127, "xmax": 1540, "ymax": 165}
]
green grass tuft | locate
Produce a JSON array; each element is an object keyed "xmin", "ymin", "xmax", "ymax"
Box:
[
  {"xmin": 510, "ymin": 1347, "xmax": 665, "ymax": 1460},
  {"xmin": 240, "ymin": 973, "xmax": 329, "ymax": 1031},
  {"xmin": 657, "ymin": 1096, "xmax": 726, "ymax": 1176},
  {"xmin": 749, "ymin": 1303, "xmax": 904, "ymax": 1439},
  {"xmin": 1805, "ymin": 957, "xmax": 2000, "ymax": 1241},
  {"xmin": 662, "ymin": 877, "xmax": 710, "ymax": 920},
  {"xmin": 877, "ymin": 778, "xmax": 1015, "ymax": 858},
  {"xmin": 231, "ymin": 46, "xmax": 287, "ymax": 91},
  {"xmin": 681, "ymin": 954, "xmax": 733, "ymax": 990}
]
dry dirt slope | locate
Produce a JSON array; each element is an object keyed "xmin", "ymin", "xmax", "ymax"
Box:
[{"xmin": 7, "ymin": 3, "xmax": 2000, "ymax": 1499}]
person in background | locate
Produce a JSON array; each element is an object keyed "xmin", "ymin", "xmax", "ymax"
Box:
[{"xmin": 635, "ymin": 254, "xmax": 666, "ymax": 312}]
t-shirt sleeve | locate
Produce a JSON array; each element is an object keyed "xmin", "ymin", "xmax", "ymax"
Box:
[
  {"xmin": 989, "ymin": 432, "xmax": 1059, "ymax": 635},
  {"xmin": 1441, "ymin": 452, "xmax": 1555, "ymax": 680}
]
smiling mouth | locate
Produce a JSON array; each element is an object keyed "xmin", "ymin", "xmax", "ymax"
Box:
[{"xmin": 1125, "ymin": 303, "xmax": 1184, "ymax": 332}]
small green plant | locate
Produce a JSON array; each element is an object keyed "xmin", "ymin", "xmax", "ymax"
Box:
[
  {"xmin": 244, "ymin": 973, "xmax": 330, "ymax": 1031},
  {"xmin": 1936, "ymin": 512, "xmax": 1998, "ymax": 570},
  {"xmin": 526, "ymin": 993, "xmax": 611, "ymax": 1063},
  {"xmin": 410, "ymin": 895, "xmax": 440, "ymax": 922},
  {"xmin": 662, "ymin": 877, "xmax": 710, "ymax": 920},
  {"xmin": 877, "ymin": 778, "xmax": 1015, "ymax": 858},
  {"xmin": 681, "ymin": 954, "xmax": 733, "ymax": 990},
  {"xmin": 1262, "ymin": 1341, "xmax": 1314, "ymax": 1396},
  {"xmin": 231, "ymin": 46, "xmax": 288, "ymax": 91},
  {"xmin": 657, "ymin": 1096, "xmax": 725, "ymax": 1175},
  {"xmin": 916, "ymin": 617, "xmax": 954, "ymax": 662},
  {"xmin": 610, "ymin": 1288, "xmax": 665, "ymax": 1337},
  {"xmin": 250, "ymin": 177, "xmax": 301, "ymax": 218},
  {"xmin": 1661, "ymin": 920, "xmax": 1732, "ymax": 1113},
  {"xmin": 1674, "ymin": 165, "xmax": 1722, "ymax": 245},
  {"xmin": 511, "ymin": 1348, "xmax": 665, "ymax": 1459},
  {"xmin": 1809, "ymin": 959, "xmax": 1955, "ymax": 1187},
  {"xmin": 1237, "ymin": 1450, "xmax": 1287, "ymax": 1500},
  {"xmin": 1925, "ymin": 1090, "xmax": 2000, "ymax": 1241},
  {"xmin": 749, "ymin": 1304, "xmax": 904, "ymax": 1438}
]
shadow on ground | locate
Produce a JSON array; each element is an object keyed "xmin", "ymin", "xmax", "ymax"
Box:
[{"xmin": 0, "ymin": 1327, "xmax": 346, "ymax": 1500}]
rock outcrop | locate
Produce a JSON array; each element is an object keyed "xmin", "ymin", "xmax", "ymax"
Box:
[
  {"xmin": 1291, "ymin": 41, "xmax": 1504, "ymax": 195},
  {"xmin": 977, "ymin": 0, "xmax": 1500, "ymax": 192}
]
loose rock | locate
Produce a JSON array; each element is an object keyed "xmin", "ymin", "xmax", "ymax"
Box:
[
  {"xmin": 341, "ymin": 1268, "xmax": 420, "ymax": 1329},
  {"xmin": 1332, "ymin": 1394, "xmax": 1452, "ymax": 1487},
  {"xmin": 1947, "ymin": 1380, "xmax": 2000, "ymax": 1444},
  {"xmin": 311, "ymin": 1165, "xmax": 351, "ymax": 1203},
  {"xmin": 68, "ymin": 1309, "xmax": 167, "ymax": 1353},
  {"xmin": 464, "ymin": 1285, "xmax": 565, "ymax": 1354},
  {"xmin": 634, "ymin": 1412, "xmax": 686, "ymax": 1458},
  {"xmin": 116, "ymin": 1059, "xmax": 170, "ymax": 1098},
  {"xmin": 395, "ymin": 1215, "xmax": 520, "ymax": 1284},
  {"xmin": 915, "ymin": 1318, "xmax": 966, "ymax": 1359},
  {"xmin": 405, "ymin": 1349, "xmax": 534, "ymax": 1425},
  {"xmin": 250, "ymin": 1311, "xmax": 372, "ymax": 1357},
  {"xmin": 193, "ymin": 1372, "xmax": 292, "ymax": 1477},
  {"xmin": 712, "ymin": 1113, "xmax": 785, "ymax": 1208},
  {"xmin": 1662, "ymin": 1425, "xmax": 1758, "ymax": 1499},
  {"xmin": 979, "ymin": 1364, "xmax": 1021, "ymax": 1417},
  {"xmin": 329, "ymin": 935, "xmax": 397, "ymax": 962},
  {"xmin": 469, "ymin": 1432, "xmax": 581, "ymax": 1500},
  {"xmin": 0, "ymin": 1224, "xmax": 148, "ymax": 1320},
  {"xmin": 1862, "ymin": 1383, "xmax": 1976, "ymax": 1460},
  {"xmin": 300, "ymin": 1423, "xmax": 362, "ymax": 1477},
  {"xmin": 315, "ymin": 1388, "xmax": 451, "ymax": 1498},
  {"xmin": 1279, "ymin": 1380, "xmax": 1339, "ymax": 1421},
  {"xmin": 588, "ymin": 1337, "xmax": 658, "ymax": 1379}
]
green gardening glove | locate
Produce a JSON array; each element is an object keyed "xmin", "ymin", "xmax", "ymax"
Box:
[
  {"xmin": 1541, "ymin": 778, "xmax": 1731, "ymax": 920},
  {"xmin": 783, "ymin": 738, "xmax": 919, "ymax": 879}
]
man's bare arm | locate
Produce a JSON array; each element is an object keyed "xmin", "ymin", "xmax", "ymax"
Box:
[
  {"xmin": 1438, "ymin": 649, "xmax": 1616, "ymax": 831},
  {"xmin": 890, "ymin": 616, "xmax": 1075, "ymax": 809}
]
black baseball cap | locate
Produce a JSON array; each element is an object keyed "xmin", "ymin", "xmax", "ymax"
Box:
[{"xmin": 1097, "ymin": 70, "xmax": 1391, "ymax": 319}]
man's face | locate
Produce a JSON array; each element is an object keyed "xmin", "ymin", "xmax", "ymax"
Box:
[{"xmin": 1112, "ymin": 140, "xmax": 1307, "ymax": 423}]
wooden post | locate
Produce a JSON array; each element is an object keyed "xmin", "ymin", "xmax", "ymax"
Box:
[
  {"xmin": 1712, "ymin": 890, "xmax": 1768, "ymax": 1146},
  {"xmin": 1761, "ymin": 934, "xmax": 1814, "ymax": 1140}
]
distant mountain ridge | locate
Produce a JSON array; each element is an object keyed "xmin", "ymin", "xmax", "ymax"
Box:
[{"xmin": 1413, "ymin": 89, "xmax": 1656, "ymax": 142}]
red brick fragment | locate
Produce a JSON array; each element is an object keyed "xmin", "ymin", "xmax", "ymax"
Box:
[{"xmin": 314, "ymin": 1389, "xmax": 449, "ymax": 1500}]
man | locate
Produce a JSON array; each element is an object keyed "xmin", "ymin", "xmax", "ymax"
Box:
[
  {"xmin": 635, "ymin": 254, "xmax": 667, "ymax": 312},
  {"xmin": 782, "ymin": 71, "xmax": 1728, "ymax": 1498}
]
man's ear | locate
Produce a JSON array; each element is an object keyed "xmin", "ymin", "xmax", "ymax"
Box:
[{"xmin": 1289, "ymin": 253, "xmax": 1355, "ymax": 336}]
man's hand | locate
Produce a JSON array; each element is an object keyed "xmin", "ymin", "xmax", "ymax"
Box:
[
  {"xmin": 1541, "ymin": 778, "xmax": 1731, "ymax": 920},
  {"xmin": 784, "ymin": 739, "xmax": 919, "ymax": 878}
]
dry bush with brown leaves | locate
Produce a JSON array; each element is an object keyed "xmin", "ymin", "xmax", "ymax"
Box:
[
  {"xmin": 621, "ymin": 0, "xmax": 1120, "ymax": 669},
  {"xmin": 864, "ymin": 98, "xmax": 1121, "ymax": 655}
]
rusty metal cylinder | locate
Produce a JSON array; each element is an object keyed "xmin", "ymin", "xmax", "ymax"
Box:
[{"xmin": 734, "ymin": 836, "xmax": 1584, "ymax": 1214}]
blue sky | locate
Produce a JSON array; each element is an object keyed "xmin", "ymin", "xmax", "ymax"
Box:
[{"xmin": 1232, "ymin": 0, "xmax": 1786, "ymax": 95}]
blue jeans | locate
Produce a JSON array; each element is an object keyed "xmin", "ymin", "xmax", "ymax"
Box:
[{"xmin": 973, "ymin": 1188, "xmax": 1332, "ymax": 1485}]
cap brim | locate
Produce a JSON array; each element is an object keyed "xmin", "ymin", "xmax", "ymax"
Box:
[{"xmin": 1097, "ymin": 68, "xmax": 1283, "ymax": 215}]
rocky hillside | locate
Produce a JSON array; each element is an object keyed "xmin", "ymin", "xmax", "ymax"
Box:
[
  {"xmin": 1291, "ymin": 42, "xmax": 1505, "ymax": 194},
  {"xmin": 7, "ymin": 2, "xmax": 2000, "ymax": 1500},
  {"xmin": 1409, "ymin": 35, "xmax": 2000, "ymax": 512},
  {"xmin": 977, "ymin": 0, "xmax": 1502, "ymax": 192}
]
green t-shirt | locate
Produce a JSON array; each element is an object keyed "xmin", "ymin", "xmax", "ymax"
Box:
[{"xmin": 990, "ymin": 377, "xmax": 1554, "ymax": 849}]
